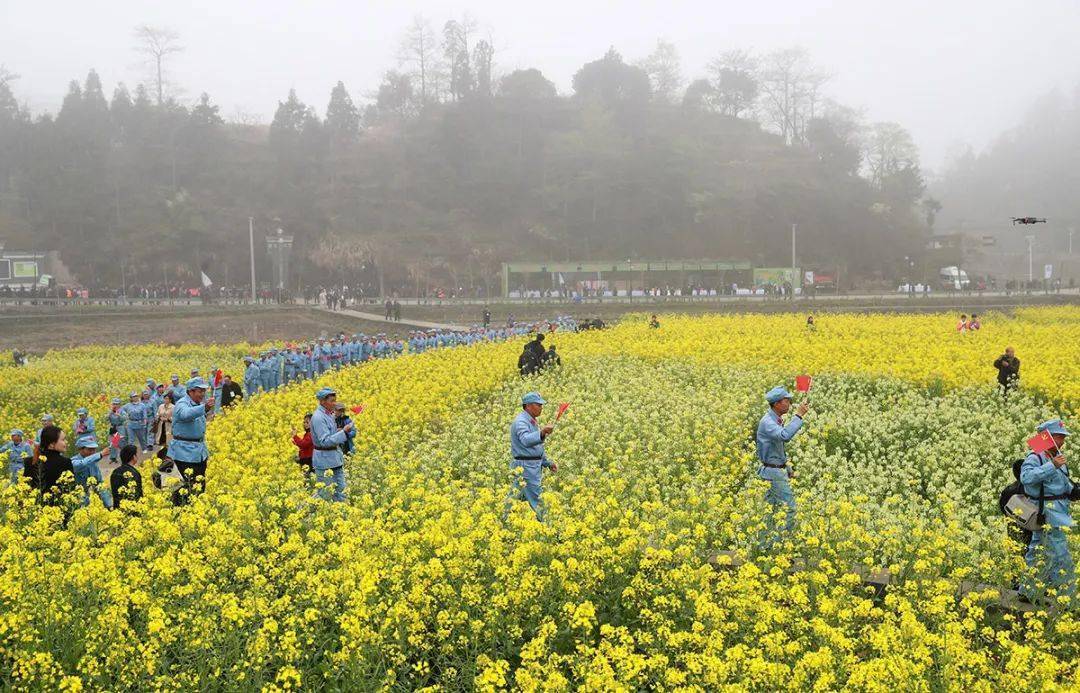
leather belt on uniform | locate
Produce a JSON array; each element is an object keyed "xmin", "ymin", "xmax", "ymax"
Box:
[
  {"xmin": 314, "ymin": 445, "xmax": 340, "ymax": 451},
  {"xmin": 514, "ymin": 455, "xmax": 543, "ymax": 460},
  {"xmin": 173, "ymin": 435, "xmax": 205, "ymax": 443},
  {"xmin": 761, "ymin": 462, "xmax": 787, "ymax": 469}
]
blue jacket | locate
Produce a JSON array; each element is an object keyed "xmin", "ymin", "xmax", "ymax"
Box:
[
  {"xmin": 755, "ymin": 409, "xmax": 804, "ymax": 467},
  {"xmin": 72, "ymin": 416, "xmax": 96, "ymax": 439},
  {"xmin": 72, "ymin": 451, "xmax": 105, "ymax": 487},
  {"xmin": 510, "ymin": 410, "xmax": 552, "ymax": 472},
  {"xmin": 168, "ymin": 395, "xmax": 209, "ymax": 464},
  {"xmin": 311, "ymin": 406, "xmax": 347, "ymax": 471},
  {"xmin": 1, "ymin": 441, "xmax": 33, "ymax": 469},
  {"xmin": 121, "ymin": 402, "xmax": 146, "ymax": 423},
  {"xmin": 244, "ymin": 363, "xmax": 261, "ymax": 387},
  {"xmin": 1021, "ymin": 451, "xmax": 1074, "ymax": 528}
]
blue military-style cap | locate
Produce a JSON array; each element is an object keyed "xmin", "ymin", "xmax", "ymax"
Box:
[
  {"xmin": 186, "ymin": 377, "xmax": 209, "ymax": 390},
  {"xmin": 171, "ymin": 374, "xmax": 180, "ymax": 380},
  {"xmin": 316, "ymin": 387, "xmax": 337, "ymax": 400},
  {"xmin": 111, "ymin": 397, "xmax": 121, "ymax": 405},
  {"xmin": 243, "ymin": 356, "xmax": 254, "ymax": 363},
  {"xmin": 146, "ymin": 379, "xmax": 156, "ymax": 387},
  {"xmin": 10, "ymin": 429, "xmax": 24, "ymax": 437},
  {"xmin": 765, "ymin": 386, "xmax": 793, "ymax": 404},
  {"xmin": 1036, "ymin": 419, "xmax": 1070, "ymax": 437},
  {"xmin": 75, "ymin": 435, "xmax": 98, "ymax": 449},
  {"xmin": 41, "ymin": 413, "xmax": 54, "ymax": 422},
  {"xmin": 76, "ymin": 407, "xmax": 88, "ymax": 415},
  {"xmin": 522, "ymin": 391, "xmax": 547, "ymax": 406},
  {"xmin": 129, "ymin": 391, "xmax": 139, "ymax": 398}
]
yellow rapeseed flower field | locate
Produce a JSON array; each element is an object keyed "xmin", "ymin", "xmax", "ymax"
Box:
[{"xmin": 0, "ymin": 307, "xmax": 1078, "ymax": 690}]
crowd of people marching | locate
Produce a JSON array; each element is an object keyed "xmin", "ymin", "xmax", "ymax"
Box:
[{"xmin": 3, "ymin": 316, "xmax": 580, "ymax": 515}]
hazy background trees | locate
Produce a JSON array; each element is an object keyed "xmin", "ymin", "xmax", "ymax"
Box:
[{"xmin": 0, "ymin": 16, "xmax": 979, "ymax": 293}]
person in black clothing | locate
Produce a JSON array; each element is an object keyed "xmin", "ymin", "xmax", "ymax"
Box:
[
  {"xmin": 30, "ymin": 426, "xmax": 73, "ymax": 496},
  {"xmin": 220, "ymin": 374, "xmax": 243, "ymax": 407},
  {"xmin": 385, "ymin": 299, "xmax": 393, "ymax": 320},
  {"xmin": 993, "ymin": 347, "xmax": 1020, "ymax": 397},
  {"xmin": 110, "ymin": 445, "xmax": 143, "ymax": 511},
  {"xmin": 392, "ymin": 300, "xmax": 401, "ymax": 321},
  {"xmin": 542, "ymin": 345, "xmax": 561, "ymax": 370},
  {"xmin": 526, "ymin": 333, "xmax": 545, "ymax": 363},
  {"xmin": 483, "ymin": 309, "xmax": 491, "ymax": 328},
  {"xmin": 30, "ymin": 426, "xmax": 80, "ymax": 524}
]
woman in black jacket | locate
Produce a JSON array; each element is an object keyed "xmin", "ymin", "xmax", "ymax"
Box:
[{"xmin": 31, "ymin": 425, "xmax": 76, "ymax": 507}]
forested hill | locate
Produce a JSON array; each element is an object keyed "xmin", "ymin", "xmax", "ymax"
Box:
[{"xmin": 0, "ymin": 45, "xmax": 931, "ymax": 291}]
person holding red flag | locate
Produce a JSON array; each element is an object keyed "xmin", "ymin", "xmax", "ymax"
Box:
[
  {"xmin": 506, "ymin": 392, "xmax": 558, "ymax": 521},
  {"xmin": 1019, "ymin": 419, "xmax": 1076, "ymax": 601},
  {"xmin": 756, "ymin": 386, "xmax": 809, "ymax": 547}
]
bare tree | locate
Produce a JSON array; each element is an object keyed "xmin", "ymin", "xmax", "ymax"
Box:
[
  {"xmin": 398, "ymin": 16, "xmax": 442, "ymax": 107},
  {"xmin": 757, "ymin": 47, "xmax": 830, "ymax": 145},
  {"xmin": 638, "ymin": 40, "xmax": 683, "ymax": 103},
  {"xmin": 865, "ymin": 121, "xmax": 919, "ymax": 190},
  {"xmin": 133, "ymin": 24, "xmax": 183, "ymax": 106}
]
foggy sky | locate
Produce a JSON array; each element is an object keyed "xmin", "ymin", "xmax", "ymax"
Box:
[{"xmin": 3, "ymin": 0, "xmax": 1078, "ymax": 169}]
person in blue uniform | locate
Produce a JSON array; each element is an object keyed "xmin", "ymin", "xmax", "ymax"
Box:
[
  {"xmin": 756, "ymin": 386, "xmax": 809, "ymax": 547},
  {"xmin": 168, "ymin": 374, "xmax": 186, "ymax": 403},
  {"xmin": 71, "ymin": 435, "xmax": 112, "ymax": 508},
  {"xmin": 106, "ymin": 398, "xmax": 126, "ymax": 462},
  {"xmin": 506, "ymin": 392, "xmax": 558, "ymax": 521},
  {"xmin": 1019, "ymin": 419, "xmax": 1076, "ymax": 601},
  {"xmin": 122, "ymin": 393, "xmax": 150, "ymax": 452},
  {"xmin": 257, "ymin": 353, "xmax": 274, "ymax": 392},
  {"xmin": 310, "ymin": 387, "xmax": 353, "ymax": 502},
  {"xmin": 168, "ymin": 377, "xmax": 215, "ymax": 506},
  {"xmin": 72, "ymin": 407, "xmax": 96, "ymax": 443},
  {"xmin": 1, "ymin": 429, "xmax": 33, "ymax": 484},
  {"xmin": 35, "ymin": 414, "xmax": 55, "ymax": 446},
  {"xmin": 140, "ymin": 390, "xmax": 156, "ymax": 449},
  {"xmin": 243, "ymin": 357, "xmax": 260, "ymax": 397}
]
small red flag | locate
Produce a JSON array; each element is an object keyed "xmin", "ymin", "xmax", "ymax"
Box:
[
  {"xmin": 350, "ymin": 405, "xmax": 364, "ymax": 415},
  {"xmin": 110, "ymin": 432, "xmax": 121, "ymax": 448},
  {"xmin": 555, "ymin": 402, "xmax": 571, "ymax": 421},
  {"xmin": 795, "ymin": 375, "xmax": 813, "ymax": 393},
  {"xmin": 1027, "ymin": 431, "xmax": 1056, "ymax": 454}
]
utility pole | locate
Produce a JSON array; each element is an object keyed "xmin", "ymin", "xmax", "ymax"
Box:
[
  {"xmin": 791, "ymin": 223, "xmax": 797, "ymax": 299},
  {"xmin": 1068, "ymin": 227, "xmax": 1075, "ymax": 255},
  {"xmin": 1025, "ymin": 234, "xmax": 1035, "ymax": 283},
  {"xmin": 249, "ymin": 216, "xmax": 257, "ymax": 303}
]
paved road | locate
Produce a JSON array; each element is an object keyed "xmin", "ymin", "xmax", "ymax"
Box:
[{"xmin": 311, "ymin": 304, "xmax": 467, "ymax": 331}]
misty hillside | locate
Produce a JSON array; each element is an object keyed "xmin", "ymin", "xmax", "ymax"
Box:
[{"xmin": 0, "ymin": 44, "xmax": 932, "ymax": 291}]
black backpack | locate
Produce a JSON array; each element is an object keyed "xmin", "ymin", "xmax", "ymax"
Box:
[{"xmin": 998, "ymin": 459, "xmax": 1025, "ymax": 516}]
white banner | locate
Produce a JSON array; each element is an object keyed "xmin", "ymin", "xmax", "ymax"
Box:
[{"xmin": 1044, "ymin": 264, "xmax": 1053, "ymax": 280}]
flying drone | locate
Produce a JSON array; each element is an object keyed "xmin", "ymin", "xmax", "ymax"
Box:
[{"xmin": 1011, "ymin": 217, "xmax": 1046, "ymax": 225}]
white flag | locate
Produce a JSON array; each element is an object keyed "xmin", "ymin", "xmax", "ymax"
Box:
[{"xmin": 200, "ymin": 271, "xmax": 213, "ymax": 287}]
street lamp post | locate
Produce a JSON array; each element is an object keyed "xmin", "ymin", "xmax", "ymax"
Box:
[
  {"xmin": 265, "ymin": 222, "xmax": 294, "ymax": 304},
  {"xmin": 248, "ymin": 217, "xmax": 257, "ymax": 303}
]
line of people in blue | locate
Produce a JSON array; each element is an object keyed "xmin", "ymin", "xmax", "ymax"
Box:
[
  {"xmin": 5, "ymin": 318, "xmax": 578, "ymax": 510},
  {"xmin": 240, "ymin": 321, "xmax": 577, "ymax": 397}
]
